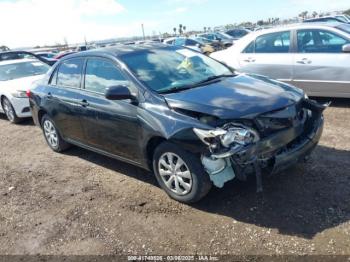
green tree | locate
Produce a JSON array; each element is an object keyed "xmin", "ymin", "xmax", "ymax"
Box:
[
  {"xmin": 344, "ymin": 9, "xmax": 350, "ymax": 16},
  {"xmin": 173, "ymin": 27, "xmax": 177, "ymax": 36}
]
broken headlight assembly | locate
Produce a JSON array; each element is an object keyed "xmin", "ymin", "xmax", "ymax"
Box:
[{"xmin": 193, "ymin": 123, "xmax": 259, "ymax": 151}]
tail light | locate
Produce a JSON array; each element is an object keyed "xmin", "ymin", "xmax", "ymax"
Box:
[{"xmin": 26, "ymin": 90, "xmax": 32, "ymax": 98}]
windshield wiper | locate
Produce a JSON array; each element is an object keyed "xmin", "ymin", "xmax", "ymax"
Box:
[{"xmin": 159, "ymin": 74, "xmax": 235, "ymax": 94}]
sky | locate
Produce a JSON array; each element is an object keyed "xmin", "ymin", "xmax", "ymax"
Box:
[{"xmin": 0, "ymin": 0, "xmax": 349, "ymax": 48}]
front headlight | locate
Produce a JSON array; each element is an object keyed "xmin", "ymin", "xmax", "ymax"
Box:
[
  {"xmin": 193, "ymin": 125, "xmax": 259, "ymax": 148},
  {"xmin": 11, "ymin": 91, "xmax": 27, "ymax": 98},
  {"xmin": 220, "ymin": 128, "xmax": 257, "ymax": 147},
  {"xmin": 304, "ymin": 93, "xmax": 309, "ymax": 100}
]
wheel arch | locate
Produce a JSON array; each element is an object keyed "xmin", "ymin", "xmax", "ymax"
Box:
[{"xmin": 37, "ymin": 108, "xmax": 49, "ymax": 127}]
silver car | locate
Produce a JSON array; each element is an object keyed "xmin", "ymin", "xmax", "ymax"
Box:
[{"xmin": 211, "ymin": 23, "xmax": 350, "ymax": 98}]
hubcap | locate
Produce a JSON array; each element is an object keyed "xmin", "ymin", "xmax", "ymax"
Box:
[
  {"xmin": 3, "ymin": 99, "xmax": 14, "ymax": 122},
  {"xmin": 43, "ymin": 120, "xmax": 58, "ymax": 148},
  {"xmin": 158, "ymin": 152, "xmax": 192, "ymax": 196}
]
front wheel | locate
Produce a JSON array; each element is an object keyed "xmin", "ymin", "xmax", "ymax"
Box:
[
  {"xmin": 41, "ymin": 114, "xmax": 70, "ymax": 152},
  {"xmin": 2, "ymin": 97, "xmax": 20, "ymax": 124},
  {"xmin": 153, "ymin": 142, "xmax": 212, "ymax": 203}
]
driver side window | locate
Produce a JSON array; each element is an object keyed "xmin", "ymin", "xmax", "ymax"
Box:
[{"xmin": 84, "ymin": 58, "xmax": 129, "ymax": 94}]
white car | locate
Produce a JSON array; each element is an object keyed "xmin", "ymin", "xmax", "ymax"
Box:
[
  {"xmin": 210, "ymin": 23, "xmax": 350, "ymax": 97},
  {"xmin": 0, "ymin": 59, "xmax": 50, "ymax": 123}
]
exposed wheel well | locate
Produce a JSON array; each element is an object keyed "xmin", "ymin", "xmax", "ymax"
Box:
[
  {"xmin": 146, "ymin": 136, "xmax": 166, "ymax": 170},
  {"xmin": 37, "ymin": 109, "xmax": 48, "ymax": 127}
]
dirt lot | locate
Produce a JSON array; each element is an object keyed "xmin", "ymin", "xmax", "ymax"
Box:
[{"xmin": 0, "ymin": 98, "xmax": 349, "ymax": 256}]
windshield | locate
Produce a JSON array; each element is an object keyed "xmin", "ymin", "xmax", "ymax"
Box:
[
  {"xmin": 336, "ymin": 24, "xmax": 350, "ymax": 35},
  {"xmin": 0, "ymin": 61, "xmax": 49, "ymax": 81},
  {"xmin": 120, "ymin": 47, "xmax": 232, "ymax": 93}
]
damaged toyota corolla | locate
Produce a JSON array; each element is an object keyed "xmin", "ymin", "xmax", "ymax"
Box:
[{"xmin": 29, "ymin": 44, "xmax": 328, "ymax": 203}]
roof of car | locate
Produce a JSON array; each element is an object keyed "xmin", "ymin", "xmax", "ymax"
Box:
[
  {"xmin": 0, "ymin": 58, "xmax": 40, "ymax": 66},
  {"xmin": 247, "ymin": 22, "xmax": 345, "ymax": 36},
  {"xmin": 63, "ymin": 43, "xmax": 169, "ymax": 59}
]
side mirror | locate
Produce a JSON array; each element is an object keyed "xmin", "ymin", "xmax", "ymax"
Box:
[
  {"xmin": 342, "ymin": 43, "xmax": 350, "ymax": 53},
  {"xmin": 105, "ymin": 85, "xmax": 136, "ymax": 101}
]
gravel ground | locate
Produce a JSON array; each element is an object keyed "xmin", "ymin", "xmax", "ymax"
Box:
[{"xmin": 0, "ymin": 98, "xmax": 349, "ymax": 256}]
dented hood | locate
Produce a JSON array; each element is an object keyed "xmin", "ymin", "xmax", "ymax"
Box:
[{"xmin": 164, "ymin": 74, "xmax": 304, "ymax": 119}]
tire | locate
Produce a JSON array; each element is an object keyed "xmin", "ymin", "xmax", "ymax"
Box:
[
  {"xmin": 41, "ymin": 114, "xmax": 70, "ymax": 152},
  {"xmin": 153, "ymin": 142, "xmax": 212, "ymax": 203},
  {"xmin": 1, "ymin": 97, "xmax": 21, "ymax": 124}
]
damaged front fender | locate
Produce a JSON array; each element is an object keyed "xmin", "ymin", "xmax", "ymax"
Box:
[{"xmin": 196, "ymin": 98, "xmax": 329, "ymax": 191}]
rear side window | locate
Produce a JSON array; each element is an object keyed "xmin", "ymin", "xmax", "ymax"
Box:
[
  {"xmin": 297, "ymin": 29, "xmax": 349, "ymax": 53},
  {"xmin": 243, "ymin": 41, "xmax": 255, "ymax": 53},
  {"xmin": 57, "ymin": 58, "xmax": 84, "ymax": 88},
  {"xmin": 255, "ymin": 31, "xmax": 290, "ymax": 53},
  {"xmin": 84, "ymin": 58, "xmax": 128, "ymax": 94}
]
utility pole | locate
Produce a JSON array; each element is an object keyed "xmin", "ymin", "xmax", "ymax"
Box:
[{"xmin": 141, "ymin": 23, "xmax": 146, "ymax": 40}]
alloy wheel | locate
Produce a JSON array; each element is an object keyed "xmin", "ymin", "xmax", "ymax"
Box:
[
  {"xmin": 43, "ymin": 120, "xmax": 59, "ymax": 148},
  {"xmin": 3, "ymin": 99, "xmax": 15, "ymax": 122},
  {"xmin": 158, "ymin": 152, "xmax": 193, "ymax": 196}
]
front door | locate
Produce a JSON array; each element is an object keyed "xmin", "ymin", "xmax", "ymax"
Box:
[
  {"xmin": 238, "ymin": 30, "xmax": 293, "ymax": 84},
  {"xmin": 293, "ymin": 29, "xmax": 350, "ymax": 97},
  {"xmin": 80, "ymin": 57, "xmax": 141, "ymax": 162}
]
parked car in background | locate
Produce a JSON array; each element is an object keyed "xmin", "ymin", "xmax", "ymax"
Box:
[
  {"xmin": 225, "ymin": 28, "xmax": 251, "ymax": 40},
  {"xmin": 211, "ymin": 23, "xmax": 350, "ymax": 97},
  {"xmin": 334, "ymin": 14, "xmax": 350, "ymax": 23},
  {"xmin": 197, "ymin": 33, "xmax": 234, "ymax": 48},
  {"xmin": 35, "ymin": 52, "xmax": 56, "ymax": 59},
  {"xmin": 303, "ymin": 16, "xmax": 350, "ymax": 24},
  {"xmin": 191, "ymin": 37, "xmax": 221, "ymax": 53},
  {"xmin": 164, "ymin": 37, "xmax": 217, "ymax": 54},
  {"xmin": 0, "ymin": 59, "xmax": 50, "ymax": 123},
  {"xmin": 54, "ymin": 51, "xmax": 77, "ymax": 60},
  {"xmin": 164, "ymin": 37, "xmax": 202, "ymax": 52},
  {"xmin": 29, "ymin": 45, "xmax": 326, "ymax": 203}
]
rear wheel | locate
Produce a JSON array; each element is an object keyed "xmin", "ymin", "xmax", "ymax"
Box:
[
  {"xmin": 153, "ymin": 142, "xmax": 212, "ymax": 203},
  {"xmin": 2, "ymin": 97, "xmax": 20, "ymax": 124},
  {"xmin": 41, "ymin": 114, "xmax": 70, "ymax": 152}
]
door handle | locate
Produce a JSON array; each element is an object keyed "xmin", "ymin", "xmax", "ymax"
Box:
[
  {"xmin": 296, "ymin": 58, "xmax": 312, "ymax": 64},
  {"xmin": 80, "ymin": 99, "xmax": 89, "ymax": 107},
  {"xmin": 244, "ymin": 57, "xmax": 256, "ymax": 63}
]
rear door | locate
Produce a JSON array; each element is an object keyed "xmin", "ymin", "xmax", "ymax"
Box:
[
  {"xmin": 46, "ymin": 58, "xmax": 86, "ymax": 142},
  {"xmin": 293, "ymin": 28, "xmax": 350, "ymax": 97},
  {"xmin": 79, "ymin": 57, "xmax": 141, "ymax": 161},
  {"xmin": 238, "ymin": 31, "xmax": 294, "ymax": 84}
]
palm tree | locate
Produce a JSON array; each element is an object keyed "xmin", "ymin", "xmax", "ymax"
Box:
[
  {"xmin": 179, "ymin": 24, "xmax": 183, "ymax": 35},
  {"xmin": 173, "ymin": 27, "xmax": 177, "ymax": 36},
  {"xmin": 312, "ymin": 11, "xmax": 318, "ymax": 18},
  {"xmin": 183, "ymin": 25, "xmax": 186, "ymax": 34},
  {"xmin": 203, "ymin": 27, "xmax": 207, "ymax": 33}
]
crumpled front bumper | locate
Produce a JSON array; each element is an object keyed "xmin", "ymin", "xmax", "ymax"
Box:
[
  {"xmin": 203, "ymin": 99, "xmax": 327, "ymax": 190},
  {"xmin": 271, "ymin": 114, "xmax": 323, "ymax": 174}
]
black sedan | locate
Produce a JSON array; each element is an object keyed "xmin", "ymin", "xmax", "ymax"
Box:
[{"xmin": 28, "ymin": 44, "xmax": 326, "ymax": 203}]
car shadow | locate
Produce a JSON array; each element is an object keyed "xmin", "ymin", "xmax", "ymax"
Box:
[
  {"xmin": 0, "ymin": 114, "xmax": 34, "ymax": 126},
  {"xmin": 193, "ymin": 145, "xmax": 350, "ymax": 239},
  {"xmin": 63, "ymin": 146, "xmax": 158, "ymax": 187},
  {"xmin": 64, "ymin": 143, "xmax": 350, "ymax": 239}
]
